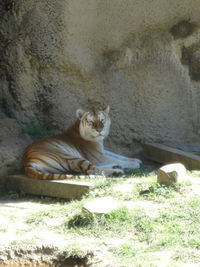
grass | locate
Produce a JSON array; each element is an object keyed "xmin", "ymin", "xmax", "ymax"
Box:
[
  {"xmin": 0, "ymin": 164, "xmax": 200, "ymax": 266},
  {"xmin": 66, "ymin": 206, "xmax": 137, "ymax": 237}
]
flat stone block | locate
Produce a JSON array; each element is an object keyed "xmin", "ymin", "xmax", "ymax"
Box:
[
  {"xmin": 82, "ymin": 197, "xmax": 120, "ymax": 215},
  {"xmin": 5, "ymin": 175, "xmax": 93, "ymax": 200},
  {"xmin": 143, "ymin": 143, "xmax": 200, "ymax": 170}
]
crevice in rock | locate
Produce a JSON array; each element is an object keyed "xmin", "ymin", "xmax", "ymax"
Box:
[{"xmin": 181, "ymin": 43, "xmax": 200, "ymax": 81}]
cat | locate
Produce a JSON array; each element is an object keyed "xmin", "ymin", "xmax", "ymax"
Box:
[{"xmin": 22, "ymin": 106, "xmax": 142, "ymax": 179}]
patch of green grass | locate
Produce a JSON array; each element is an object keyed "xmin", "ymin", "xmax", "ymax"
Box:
[
  {"xmin": 85, "ymin": 178, "xmax": 125, "ymax": 199},
  {"xmin": 26, "ymin": 211, "xmax": 49, "ymax": 225},
  {"xmin": 56, "ymin": 244, "xmax": 92, "ymax": 267},
  {"xmin": 25, "ymin": 201, "xmax": 83, "ymax": 229},
  {"xmin": 66, "ymin": 194, "xmax": 200, "ymax": 259},
  {"xmin": 66, "ymin": 206, "xmax": 155, "ymax": 242},
  {"xmin": 1, "ymin": 162, "xmax": 199, "ymax": 266},
  {"xmin": 10, "ymin": 237, "xmax": 42, "ymax": 246},
  {"xmin": 134, "ymin": 179, "xmax": 191, "ymax": 203},
  {"xmin": 150, "ymin": 196, "xmax": 200, "ymax": 250},
  {"xmin": 58, "ymin": 243, "xmax": 92, "ymax": 259},
  {"xmin": 26, "ymin": 206, "xmax": 65, "ymax": 226},
  {"xmin": 0, "ymin": 227, "xmax": 7, "ymax": 233},
  {"xmin": 110, "ymin": 195, "xmax": 200, "ymax": 265},
  {"xmin": 82, "ymin": 177, "xmax": 117, "ymax": 189},
  {"xmin": 67, "ymin": 206, "xmax": 135, "ymax": 236},
  {"xmin": 189, "ymin": 170, "xmax": 200, "ymax": 177},
  {"xmin": 0, "ymin": 189, "xmax": 25, "ymax": 200},
  {"xmin": 22, "ymin": 125, "xmax": 52, "ymax": 139},
  {"xmin": 114, "ymin": 243, "xmax": 139, "ymax": 259},
  {"xmin": 132, "ymin": 210, "xmax": 156, "ymax": 242},
  {"xmin": 172, "ymin": 248, "xmax": 200, "ymax": 264}
]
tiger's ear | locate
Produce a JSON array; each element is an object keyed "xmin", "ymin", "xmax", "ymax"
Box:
[
  {"xmin": 104, "ymin": 105, "xmax": 110, "ymax": 114},
  {"xmin": 76, "ymin": 109, "xmax": 85, "ymax": 120}
]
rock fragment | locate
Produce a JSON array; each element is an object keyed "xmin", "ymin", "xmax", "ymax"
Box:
[
  {"xmin": 157, "ymin": 163, "xmax": 187, "ymax": 186},
  {"xmin": 82, "ymin": 197, "xmax": 120, "ymax": 215}
]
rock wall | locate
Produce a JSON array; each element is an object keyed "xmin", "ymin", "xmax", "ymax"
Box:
[{"xmin": 1, "ymin": 0, "xmax": 200, "ymax": 175}]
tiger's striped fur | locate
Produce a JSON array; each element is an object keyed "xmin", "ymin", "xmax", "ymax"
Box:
[{"xmin": 22, "ymin": 106, "xmax": 142, "ymax": 180}]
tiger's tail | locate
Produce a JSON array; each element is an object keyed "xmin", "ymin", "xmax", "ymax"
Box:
[{"xmin": 24, "ymin": 166, "xmax": 74, "ymax": 180}]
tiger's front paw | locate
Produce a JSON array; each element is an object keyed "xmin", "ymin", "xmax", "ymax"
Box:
[
  {"xmin": 130, "ymin": 158, "xmax": 142, "ymax": 168},
  {"xmin": 112, "ymin": 168, "xmax": 124, "ymax": 176},
  {"xmin": 132, "ymin": 158, "xmax": 142, "ymax": 165},
  {"xmin": 132, "ymin": 160, "xmax": 142, "ymax": 169},
  {"xmin": 104, "ymin": 168, "xmax": 124, "ymax": 177},
  {"xmin": 112, "ymin": 165, "xmax": 123, "ymax": 169},
  {"xmin": 127, "ymin": 158, "xmax": 142, "ymax": 169}
]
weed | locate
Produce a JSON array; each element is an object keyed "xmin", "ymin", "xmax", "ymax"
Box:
[
  {"xmin": 67, "ymin": 206, "xmax": 135, "ymax": 236},
  {"xmin": 189, "ymin": 170, "xmax": 200, "ymax": 177},
  {"xmin": 0, "ymin": 227, "xmax": 7, "ymax": 233},
  {"xmin": 132, "ymin": 210, "xmax": 155, "ymax": 242},
  {"xmin": 136, "ymin": 180, "xmax": 189, "ymax": 202},
  {"xmin": 149, "ymin": 196, "xmax": 200, "ymax": 250},
  {"xmin": 66, "ymin": 206, "xmax": 155, "ymax": 243},
  {"xmin": 58, "ymin": 243, "xmax": 92, "ymax": 259},
  {"xmin": 22, "ymin": 125, "xmax": 52, "ymax": 139},
  {"xmin": 56, "ymin": 247, "xmax": 90, "ymax": 267},
  {"xmin": 114, "ymin": 243, "xmax": 139, "ymax": 261},
  {"xmin": 0, "ymin": 190, "xmax": 25, "ymax": 200},
  {"xmin": 172, "ymin": 248, "xmax": 200, "ymax": 264},
  {"xmin": 26, "ymin": 209, "xmax": 56, "ymax": 225},
  {"xmin": 68, "ymin": 213, "xmax": 94, "ymax": 228}
]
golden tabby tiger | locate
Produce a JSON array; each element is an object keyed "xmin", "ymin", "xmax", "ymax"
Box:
[{"xmin": 22, "ymin": 106, "xmax": 142, "ymax": 179}]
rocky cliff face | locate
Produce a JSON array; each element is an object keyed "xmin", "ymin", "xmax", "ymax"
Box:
[{"xmin": 1, "ymin": 0, "xmax": 200, "ymax": 176}]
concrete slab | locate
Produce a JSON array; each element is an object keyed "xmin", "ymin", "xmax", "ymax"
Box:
[
  {"xmin": 5, "ymin": 175, "xmax": 93, "ymax": 200},
  {"xmin": 143, "ymin": 143, "xmax": 200, "ymax": 170},
  {"xmin": 82, "ymin": 197, "xmax": 120, "ymax": 215}
]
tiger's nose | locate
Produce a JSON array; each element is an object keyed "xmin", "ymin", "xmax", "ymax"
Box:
[
  {"xmin": 94, "ymin": 121, "xmax": 103, "ymax": 132},
  {"xmin": 96, "ymin": 127, "xmax": 103, "ymax": 133}
]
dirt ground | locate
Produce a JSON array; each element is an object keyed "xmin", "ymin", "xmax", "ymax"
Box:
[{"xmin": 0, "ymin": 170, "xmax": 200, "ymax": 267}]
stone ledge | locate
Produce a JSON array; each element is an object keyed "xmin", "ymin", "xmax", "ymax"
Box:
[
  {"xmin": 5, "ymin": 175, "xmax": 93, "ymax": 200},
  {"xmin": 143, "ymin": 143, "xmax": 200, "ymax": 170}
]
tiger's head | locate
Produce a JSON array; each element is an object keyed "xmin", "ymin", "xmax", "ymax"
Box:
[{"xmin": 76, "ymin": 106, "xmax": 111, "ymax": 142}]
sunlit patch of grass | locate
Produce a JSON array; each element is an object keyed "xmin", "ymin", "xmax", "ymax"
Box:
[
  {"xmin": 26, "ymin": 210, "xmax": 51, "ymax": 225},
  {"xmin": 1, "ymin": 162, "xmax": 199, "ymax": 266},
  {"xmin": 25, "ymin": 200, "xmax": 84, "ymax": 231},
  {"xmin": 65, "ymin": 206, "xmax": 156, "ymax": 243},
  {"xmin": 56, "ymin": 243, "xmax": 92, "ymax": 267},
  {"xmin": 111, "ymin": 195, "xmax": 200, "ymax": 265},
  {"xmin": 58, "ymin": 244, "xmax": 92, "ymax": 259},
  {"xmin": 0, "ymin": 227, "xmax": 7, "ymax": 233},
  {"xmin": 149, "ymin": 196, "xmax": 200, "ymax": 250},
  {"xmin": 172, "ymin": 248, "xmax": 200, "ymax": 264},
  {"xmin": 188, "ymin": 170, "xmax": 200, "ymax": 178},
  {"xmin": 10, "ymin": 236, "xmax": 43, "ymax": 246},
  {"xmin": 133, "ymin": 179, "xmax": 192, "ymax": 203},
  {"xmin": 66, "ymin": 206, "xmax": 135, "ymax": 237},
  {"xmin": 64, "ymin": 193, "xmax": 200, "ymax": 260},
  {"xmin": 114, "ymin": 243, "xmax": 139, "ymax": 258}
]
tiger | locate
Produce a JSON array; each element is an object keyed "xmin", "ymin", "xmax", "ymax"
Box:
[{"xmin": 22, "ymin": 106, "xmax": 142, "ymax": 180}]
